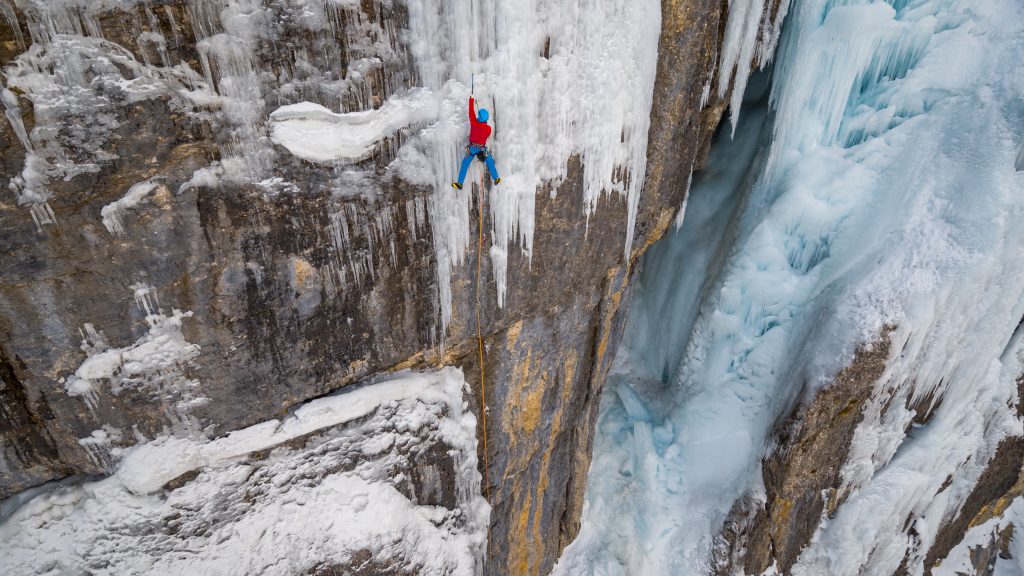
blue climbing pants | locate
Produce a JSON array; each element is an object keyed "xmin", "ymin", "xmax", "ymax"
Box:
[{"xmin": 457, "ymin": 145, "xmax": 499, "ymax": 186}]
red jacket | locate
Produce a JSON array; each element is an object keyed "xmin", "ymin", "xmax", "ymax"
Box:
[{"xmin": 468, "ymin": 97, "xmax": 492, "ymax": 146}]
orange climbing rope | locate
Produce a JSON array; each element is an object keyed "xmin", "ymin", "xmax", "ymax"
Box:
[{"xmin": 475, "ymin": 169, "xmax": 491, "ymax": 530}]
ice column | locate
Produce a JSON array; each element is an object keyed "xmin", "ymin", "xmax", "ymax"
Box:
[
  {"xmin": 403, "ymin": 0, "xmax": 662, "ymax": 328},
  {"xmin": 188, "ymin": 0, "xmax": 273, "ymax": 178}
]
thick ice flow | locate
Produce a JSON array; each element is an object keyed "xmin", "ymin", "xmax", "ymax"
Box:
[
  {"xmin": 554, "ymin": 97, "xmax": 775, "ymax": 576},
  {"xmin": 401, "ymin": 0, "xmax": 661, "ymax": 322},
  {"xmin": 557, "ymin": 0, "xmax": 1024, "ymax": 573}
]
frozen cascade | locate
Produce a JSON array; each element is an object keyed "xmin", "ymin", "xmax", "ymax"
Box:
[
  {"xmin": 399, "ymin": 0, "xmax": 663, "ymax": 326},
  {"xmin": 556, "ymin": 0, "xmax": 1024, "ymax": 574},
  {"xmin": 717, "ymin": 0, "xmax": 789, "ymax": 132},
  {"xmin": 553, "ymin": 85, "xmax": 777, "ymax": 576}
]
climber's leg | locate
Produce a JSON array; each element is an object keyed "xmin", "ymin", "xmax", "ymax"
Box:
[
  {"xmin": 484, "ymin": 153, "xmax": 500, "ymax": 183},
  {"xmin": 455, "ymin": 151, "xmax": 474, "ymax": 189}
]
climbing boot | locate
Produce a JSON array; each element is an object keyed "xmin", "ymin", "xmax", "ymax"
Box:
[
  {"xmin": 494, "ymin": 177, "xmax": 501, "ymax": 185},
  {"xmin": 452, "ymin": 182, "xmax": 463, "ymax": 190}
]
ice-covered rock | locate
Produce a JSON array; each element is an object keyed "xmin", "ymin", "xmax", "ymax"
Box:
[{"xmin": 0, "ymin": 368, "xmax": 488, "ymax": 576}]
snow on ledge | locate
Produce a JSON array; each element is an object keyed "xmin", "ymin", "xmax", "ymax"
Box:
[
  {"xmin": 268, "ymin": 88, "xmax": 443, "ymax": 164},
  {"xmin": 1, "ymin": 367, "xmax": 488, "ymax": 576},
  {"xmin": 117, "ymin": 367, "xmax": 469, "ymax": 495}
]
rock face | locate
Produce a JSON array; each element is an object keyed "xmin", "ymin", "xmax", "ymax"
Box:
[
  {"xmin": 715, "ymin": 338, "xmax": 1024, "ymax": 576},
  {"xmin": 0, "ymin": 0, "xmax": 781, "ymax": 574},
  {"xmin": 715, "ymin": 331, "xmax": 895, "ymax": 575}
]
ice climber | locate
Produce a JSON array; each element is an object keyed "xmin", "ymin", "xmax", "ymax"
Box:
[{"xmin": 452, "ymin": 96, "xmax": 500, "ymax": 190}]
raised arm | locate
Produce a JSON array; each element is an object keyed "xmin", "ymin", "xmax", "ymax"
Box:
[{"xmin": 469, "ymin": 96, "xmax": 477, "ymax": 124}]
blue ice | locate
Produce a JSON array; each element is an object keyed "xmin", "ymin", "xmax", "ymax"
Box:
[{"xmin": 554, "ymin": 0, "xmax": 1024, "ymax": 573}]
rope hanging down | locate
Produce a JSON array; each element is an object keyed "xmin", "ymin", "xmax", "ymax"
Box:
[{"xmin": 475, "ymin": 168, "xmax": 491, "ymax": 551}]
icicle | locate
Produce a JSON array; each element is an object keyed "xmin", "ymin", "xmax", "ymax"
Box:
[
  {"xmin": 101, "ymin": 181, "xmax": 161, "ymax": 236},
  {"xmin": 130, "ymin": 283, "xmax": 160, "ymax": 316},
  {"xmin": 186, "ymin": 0, "xmax": 273, "ymax": 179},
  {"xmin": 77, "ymin": 426, "xmax": 124, "ymax": 469},
  {"xmin": 673, "ymin": 171, "xmax": 694, "ymax": 230},
  {"xmin": 398, "ymin": 0, "xmax": 662, "ymax": 332},
  {"xmin": 717, "ymin": 0, "xmax": 792, "ymax": 134},
  {"xmin": 2, "ymin": 88, "xmax": 32, "ymax": 153},
  {"xmin": 0, "ymin": 0, "xmax": 23, "ymax": 50}
]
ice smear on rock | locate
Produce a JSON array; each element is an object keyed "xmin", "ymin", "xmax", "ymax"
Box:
[
  {"xmin": 0, "ymin": 368, "xmax": 488, "ymax": 576},
  {"xmin": 63, "ymin": 286, "xmax": 204, "ymax": 425},
  {"xmin": 556, "ymin": 0, "xmax": 1024, "ymax": 574},
  {"xmin": 2, "ymin": 30, "xmax": 206, "ymax": 229},
  {"xmin": 101, "ymin": 181, "xmax": 162, "ymax": 235},
  {"xmin": 78, "ymin": 425, "xmax": 124, "ymax": 469}
]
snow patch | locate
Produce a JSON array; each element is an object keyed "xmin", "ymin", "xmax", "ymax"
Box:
[
  {"xmin": 269, "ymin": 88, "xmax": 444, "ymax": 164},
  {"xmin": 0, "ymin": 368, "xmax": 488, "ymax": 576},
  {"xmin": 933, "ymin": 499, "xmax": 1024, "ymax": 575}
]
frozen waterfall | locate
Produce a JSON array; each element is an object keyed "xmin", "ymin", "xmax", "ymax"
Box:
[
  {"xmin": 399, "ymin": 0, "xmax": 662, "ymax": 328},
  {"xmin": 556, "ymin": 0, "xmax": 1024, "ymax": 573}
]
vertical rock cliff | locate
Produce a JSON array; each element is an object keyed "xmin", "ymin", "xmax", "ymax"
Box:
[{"xmin": 0, "ymin": 0, "xmax": 783, "ymax": 574}]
